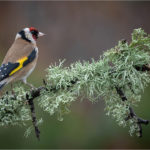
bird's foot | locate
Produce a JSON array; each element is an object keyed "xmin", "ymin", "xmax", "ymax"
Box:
[{"xmin": 26, "ymin": 82, "xmax": 36, "ymax": 90}]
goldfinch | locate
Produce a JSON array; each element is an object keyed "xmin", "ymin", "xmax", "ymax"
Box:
[{"xmin": 0, "ymin": 27, "xmax": 45, "ymax": 90}]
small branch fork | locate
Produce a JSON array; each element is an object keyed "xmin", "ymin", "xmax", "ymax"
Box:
[
  {"xmin": 113, "ymin": 42, "xmax": 150, "ymax": 137},
  {"xmin": 115, "ymin": 86, "xmax": 149, "ymax": 137},
  {"xmin": 24, "ymin": 78, "xmax": 78, "ymax": 140}
]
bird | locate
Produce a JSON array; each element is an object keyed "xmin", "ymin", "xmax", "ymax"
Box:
[{"xmin": 0, "ymin": 27, "xmax": 45, "ymax": 91}]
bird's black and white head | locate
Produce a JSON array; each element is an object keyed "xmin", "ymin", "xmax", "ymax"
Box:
[{"xmin": 16, "ymin": 27, "xmax": 45, "ymax": 43}]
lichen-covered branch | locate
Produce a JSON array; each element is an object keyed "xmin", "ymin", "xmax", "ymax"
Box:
[
  {"xmin": 26, "ymin": 92, "xmax": 40, "ymax": 140},
  {"xmin": 0, "ymin": 28, "xmax": 150, "ymax": 138}
]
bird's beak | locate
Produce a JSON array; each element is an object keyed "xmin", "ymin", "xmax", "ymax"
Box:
[{"xmin": 38, "ymin": 32, "xmax": 45, "ymax": 37}]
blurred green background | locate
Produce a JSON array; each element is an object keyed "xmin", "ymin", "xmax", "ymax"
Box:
[{"xmin": 0, "ymin": 1, "xmax": 150, "ymax": 149}]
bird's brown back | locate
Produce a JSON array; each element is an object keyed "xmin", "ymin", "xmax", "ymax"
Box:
[{"xmin": 2, "ymin": 38, "xmax": 35, "ymax": 64}]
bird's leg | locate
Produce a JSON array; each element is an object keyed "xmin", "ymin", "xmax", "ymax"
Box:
[{"xmin": 22, "ymin": 79, "xmax": 36, "ymax": 90}]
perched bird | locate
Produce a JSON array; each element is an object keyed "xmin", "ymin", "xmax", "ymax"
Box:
[{"xmin": 0, "ymin": 27, "xmax": 45, "ymax": 90}]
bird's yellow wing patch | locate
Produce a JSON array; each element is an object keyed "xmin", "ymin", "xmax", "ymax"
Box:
[{"xmin": 9, "ymin": 56, "xmax": 28, "ymax": 76}]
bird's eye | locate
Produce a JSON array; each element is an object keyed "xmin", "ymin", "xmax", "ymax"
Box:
[
  {"xmin": 30, "ymin": 30, "xmax": 38, "ymax": 38},
  {"xmin": 31, "ymin": 30, "xmax": 37, "ymax": 35}
]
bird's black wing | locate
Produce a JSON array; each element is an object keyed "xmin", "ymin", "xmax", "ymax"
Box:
[
  {"xmin": 23, "ymin": 49, "xmax": 37, "ymax": 67},
  {"xmin": 0, "ymin": 49, "xmax": 37, "ymax": 82}
]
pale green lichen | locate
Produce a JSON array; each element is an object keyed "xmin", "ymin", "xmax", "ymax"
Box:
[{"xmin": 0, "ymin": 86, "xmax": 31, "ymax": 126}]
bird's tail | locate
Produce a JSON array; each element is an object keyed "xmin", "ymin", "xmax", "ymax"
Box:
[{"xmin": 0, "ymin": 81, "xmax": 6, "ymax": 91}]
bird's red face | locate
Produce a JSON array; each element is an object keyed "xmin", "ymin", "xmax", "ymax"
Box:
[{"xmin": 29, "ymin": 27, "xmax": 42, "ymax": 40}]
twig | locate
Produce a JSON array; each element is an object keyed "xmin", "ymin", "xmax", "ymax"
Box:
[
  {"xmin": 115, "ymin": 87, "xmax": 127, "ymax": 101},
  {"xmin": 26, "ymin": 89, "xmax": 40, "ymax": 140},
  {"xmin": 134, "ymin": 65, "xmax": 150, "ymax": 71}
]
